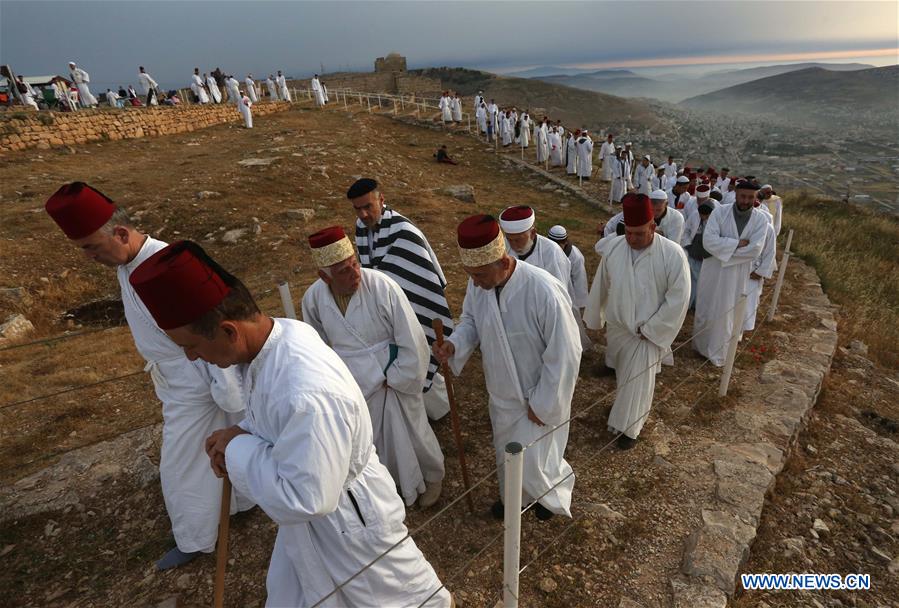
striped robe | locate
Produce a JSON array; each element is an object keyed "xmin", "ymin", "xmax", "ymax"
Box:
[{"xmin": 355, "ymin": 206, "xmax": 454, "ymax": 391}]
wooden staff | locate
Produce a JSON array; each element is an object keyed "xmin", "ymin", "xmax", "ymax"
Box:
[
  {"xmin": 214, "ymin": 476, "xmax": 232, "ymax": 608},
  {"xmin": 432, "ymin": 318, "xmax": 475, "ymax": 514}
]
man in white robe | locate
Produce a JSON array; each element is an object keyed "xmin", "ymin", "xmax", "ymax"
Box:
[
  {"xmin": 452, "ymin": 93, "xmax": 463, "ymax": 122},
  {"xmin": 549, "ymin": 128, "xmax": 564, "ymax": 166},
  {"xmin": 502, "ymin": 112, "xmax": 514, "ymax": 146},
  {"xmin": 265, "ymin": 74, "xmax": 279, "ymax": 101},
  {"xmin": 433, "ymin": 214, "xmax": 581, "ymax": 520},
  {"xmin": 206, "ymin": 73, "xmax": 222, "ymax": 103},
  {"xmin": 476, "ymin": 102, "xmax": 487, "ymax": 134},
  {"xmin": 743, "ymin": 216, "xmax": 777, "ymax": 331},
  {"xmin": 548, "ymin": 225, "xmax": 589, "ymax": 313},
  {"xmin": 693, "ymin": 180, "xmax": 771, "ymax": 366},
  {"xmin": 576, "ymin": 129, "xmax": 594, "ymax": 180},
  {"xmin": 715, "ymin": 167, "xmax": 731, "ymax": 193},
  {"xmin": 322, "ymin": 82, "xmax": 329, "ymax": 103},
  {"xmin": 439, "ymin": 92, "xmax": 452, "ymax": 124},
  {"xmin": 104, "ymin": 88, "xmax": 120, "ymax": 108},
  {"xmin": 584, "ymin": 194, "xmax": 690, "ymax": 448},
  {"xmin": 130, "ymin": 241, "xmax": 452, "ymax": 608},
  {"xmin": 759, "ymin": 185, "xmax": 783, "ymax": 235},
  {"xmin": 649, "ymin": 189, "xmax": 685, "ymax": 246},
  {"xmin": 599, "ymin": 133, "xmax": 616, "ymax": 181},
  {"xmin": 191, "ymin": 68, "xmax": 209, "ymax": 104},
  {"xmin": 661, "ymin": 156, "xmax": 678, "ymax": 182},
  {"xmin": 301, "ymin": 228, "xmax": 445, "ymax": 508},
  {"xmin": 610, "ymin": 150, "xmax": 629, "ymax": 204},
  {"xmin": 473, "ymin": 90, "xmax": 484, "ymax": 112},
  {"xmin": 244, "ymin": 74, "xmax": 258, "ymax": 103},
  {"xmin": 518, "ymin": 111, "xmax": 530, "ymax": 146},
  {"xmin": 565, "ymin": 131, "xmax": 577, "ymax": 175},
  {"xmin": 138, "ymin": 66, "xmax": 159, "ymax": 106},
  {"xmin": 225, "ymin": 75, "xmax": 241, "ymax": 105},
  {"xmin": 684, "ymin": 201, "xmax": 717, "ymax": 309},
  {"xmin": 634, "ymin": 155, "xmax": 655, "ymax": 195},
  {"xmin": 238, "ymin": 92, "xmax": 253, "ymax": 128},
  {"xmin": 68, "ymin": 62, "xmax": 97, "ymax": 107},
  {"xmin": 276, "ymin": 71, "xmax": 291, "ymax": 102},
  {"xmin": 44, "ymin": 183, "xmax": 252, "ymax": 571},
  {"xmin": 534, "ymin": 120, "xmax": 548, "ymax": 162},
  {"xmin": 348, "ymin": 178, "xmax": 454, "ymax": 421},
  {"xmin": 310, "ymin": 74, "xmax": 325, "ymax": 106}
]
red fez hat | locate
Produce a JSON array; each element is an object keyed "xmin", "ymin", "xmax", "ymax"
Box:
[
  {"xmin": 622, "ymin": 193, "xmax": 653, "ymax": 227},
  {"xmin": 129, "ymin": 241, "xmax": 231, "ymax": 330},
  {"xmin": 45, "ymin": 182, "xmax": 117, "ymax": 240},
  {"xmin": 458, "ymin": 214, "xmax": 500, "ymax": 248},
  {"xmin": 499, "ymin": 205, "xmax": 535, "ymax": 234},
  {"xmin": 308, "ymin": 226, "xmax": 354, "ymax": 267},
  {"xmin": 457, "ymin": 214, "xmax": 504, "ymax": 266}
]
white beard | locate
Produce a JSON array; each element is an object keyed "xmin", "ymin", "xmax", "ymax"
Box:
[{"xmin": 512, "ymin": 237, "xmax": 534, "ymax": 256}]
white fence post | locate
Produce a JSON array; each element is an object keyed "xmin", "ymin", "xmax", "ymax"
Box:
[
  {"xmin": 502, "ymin": 442, "xmax": 524, "ymax": 608},
  {"xmin": 718, "ymin": 293, "xmax": 749, "ymax": 397},
  {"xmin": 766, "ymin": 229, "xmax": 794, "ymax": 322},
  {"xmin": 343, "ymin": 91, "xmax": 348, "ymax": 110},
  {"xmin": 278, "ymin": 282, "xmax": 297, "ymax": 320}
]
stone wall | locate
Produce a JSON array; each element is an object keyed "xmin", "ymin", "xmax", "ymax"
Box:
[{"xmin": 0, "ymin": 101, "xmax": 292, "ymax": 154}]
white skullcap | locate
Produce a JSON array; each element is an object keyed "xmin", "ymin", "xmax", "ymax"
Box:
[
  {"xmin": 548, "ymin": 225, "xmax": 568, "ymax": 240},
  {"xmin": 643, "ymin": 155, "xmax": 651, "ymax": 161},
  {"xmin": 650, "ymin": 189, "xmax": 668, "ymax": 201},
  {"xmin": 676, "ymin": 175, "xmax": 690, "ymax": 184},
  {"xmin": 761, "ymin": 184, "xmax": 772, "ymax": 190},
  {"xmin": 625, "ymin": 142, "xmax": 633, "ymax": 146}
]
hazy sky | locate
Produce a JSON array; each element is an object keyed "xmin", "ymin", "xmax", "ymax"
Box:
[{"xmin": 2, "ymin": 1, "xmax": 896, "ymax": 89}]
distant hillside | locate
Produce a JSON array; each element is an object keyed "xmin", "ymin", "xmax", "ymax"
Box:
[
  {"xmin": 505, "ymin": 65, "xmax": 606, "ymax": 78},
  {"xmin": 532, "ymin": 61, "xmax": 876, "ymax": 103},
  {"xmin": 410, "ymin": 67, "xmax": 665, "ymax": 133},
  {"xmin": 680, "ymin": 65, "xmax": 899, "ymax": 129}
]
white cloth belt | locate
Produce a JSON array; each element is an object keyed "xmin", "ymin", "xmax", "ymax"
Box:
[
  {"xmin": 332, "ymin": 338, "xmax": 391, "ymax": 360},
  {"xmin": 143, "ymin": 355, "xmax": 185, "ymax": 390}
]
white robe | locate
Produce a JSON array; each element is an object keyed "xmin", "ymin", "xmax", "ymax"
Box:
[
  {"xmin": 265, "ymin": 78, "xmax": 279, "ymax": 101},
  {"xmin": 566, "ymin": 244, "xmax": 589, "ymax": 310},
  {"xmin": 476, "ymin": 105, "xmax": 487, "ymax": 133},
  {"xmin": 225, "ymin": 320, "xmax": 450, "ymax": 608},
  {"xmin": 226, "ymin": 78, "xmax": 241, "ymax": 105},
  {"xmin": 599, "ymin": 141, "xmax": 616, "ymax": 180},
  {"xmin": 448, "ymin": 262, "xmax": 580, "ymax": 515},
  {"xmin": 278, "ymin": 75, "xmax": 291, "ymax": 102},
  {"xmin": 583, "ymin": 235, "xmax": 690, "ymax": 439},
  {"xmin": 119, "ymin": 237, "xmax": 251, "ymax": 553},
  {"xmin": 549, "ymin": 132, "xmax": 564, "ymax": 166},
  {"xmin": 138, "ymin": 72, "xmax": 158, "ymax": 97},
  {"xmin": 610, "ymin": 158, "xmax": 628, "ymax": 203},
  {"xmin": 693, "ymin": 204, "xmax": 771, "ymax": 365},
  {"xmin": 191, "ymin": 74, "xmax": 210, "ymax": 104},
  {"xmin": 762, "ymin": 195, "xmax": 783, "ymax": 235},
  {"xmin": 239, "ymin": 95, "xmax": 253, "ymax": 128},
  {"xmin": 634, "ymin": 163, "xmax": 655, "ymax": 195},
  {"xmin": 245, "ymin": 78, "xmax": 258, "ymax": 103},
  {"xmin": 301, "ymin": 270, "xmax": 445, "ymax": 506},
  {"xmin": 206, "ymin": 77, "xmax": 222, "ymax": 103},
  {"xmin": 518, "ymin": 116, "xmax": 530, "ymax": 147},
  {"xmin": 439, "ymin": 96, "xmax": 452, "ymax": 122},
  {"xmin": 743, "ymin": 218, "xmax": 777, "ymax": 331},
  {"xmin": 69, "ymin": 67, "xmax": 97, "ymax": 107},
  {"xmin": 661, "ymin": 162, "xmax": 678, "ymax": 180},
  {"xmin": 576, "ymin": 136, "xmax": 593, "ymax": 178},
  {"xmin": 566, "ymin": 136, "xmax": 577, "ymax": 174},
  {"xmin": 322, "ymin": 84, "xmax": 329, "ymax": 102},
  {"xmin": 502, "ymin": 116, "xmax": 513, "ymax": 145},
  {"xmin": 311, "ymin": 77, "xmax": 325, "ymax": 106},
  {"xmin": 105, "ymin": 90, "xmax": 119, "ymax": 107},
  {"xmin": 452, "ymin": 97, "xmax": 463, "ymax": 121},
  {"xmin": 536, "ymin": 124, "xmax": 549, "ymax": 162}
]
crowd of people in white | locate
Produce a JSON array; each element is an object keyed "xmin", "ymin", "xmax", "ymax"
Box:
[{"xmin": 35, "ymin": 77, "xmax": 786, "ymax": 605}]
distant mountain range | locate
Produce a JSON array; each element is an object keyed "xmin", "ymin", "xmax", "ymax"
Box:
[
  {"xmin": 681, "ymin": 65, "xmax": 899, "ymax": 129},
  {"xmin": 530, "ymin": 62, "xmax": 876, "ymax": 102}
]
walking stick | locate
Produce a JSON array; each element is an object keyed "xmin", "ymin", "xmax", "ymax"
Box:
[
  {"xmin": 432, "ymin": 319, "xmax": 475, "ymax": 514},
  {"xmin": 214, "ymin": 477, "xmax": 232, "ymax": 608}
]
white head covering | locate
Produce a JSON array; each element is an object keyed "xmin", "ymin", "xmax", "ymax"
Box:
[
  {"xmin": 499, "ymin": 206, "xmax": 536, "ymax": 234},
  {"xmin": 761, "ymin": 184, "xmax": 772, "ymax": 190},
  {"xmin": 650, "ymin": 189, "xmax": 669, "ymax": 201},
  {"xmin": 676, "ymin": 175, "xmax": 690, "ymax": 184},
  {"xmin": 547, "ymin": 225, "xmax": 568, "ymax": 241}
]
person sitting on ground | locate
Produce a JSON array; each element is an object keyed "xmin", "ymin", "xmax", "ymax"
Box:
[{"xmin": 434, "ymin": 145, "xmax": 457, "ymax": 165}]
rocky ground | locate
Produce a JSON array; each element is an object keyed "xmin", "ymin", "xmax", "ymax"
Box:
[{"xmin": 0, "ymin": 100, "xmax": 896, "ymax": 607}]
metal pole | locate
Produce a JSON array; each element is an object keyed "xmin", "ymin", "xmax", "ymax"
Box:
[
  {"xmin": 718, "ymin": 294, "xmax": 749, "ymax": 397},
  {"xmin": 343, "ymin": 91, "xmax": 348, "ymax": 110},
  {"xmin": 278, "ymin": 282, "xmax": 297, "ymax": 320},
  {"xmin": 502, "ymin": 442, "xmax": 524, "ymax": 608},
  {"xmin": 367, "ymin": 96, "xmax": 371, "ymax": 113}
]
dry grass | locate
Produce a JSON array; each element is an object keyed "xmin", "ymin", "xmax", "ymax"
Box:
[{"xmin": 782, "ymin": 193, "xmax": 899, "ymax": 367}]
